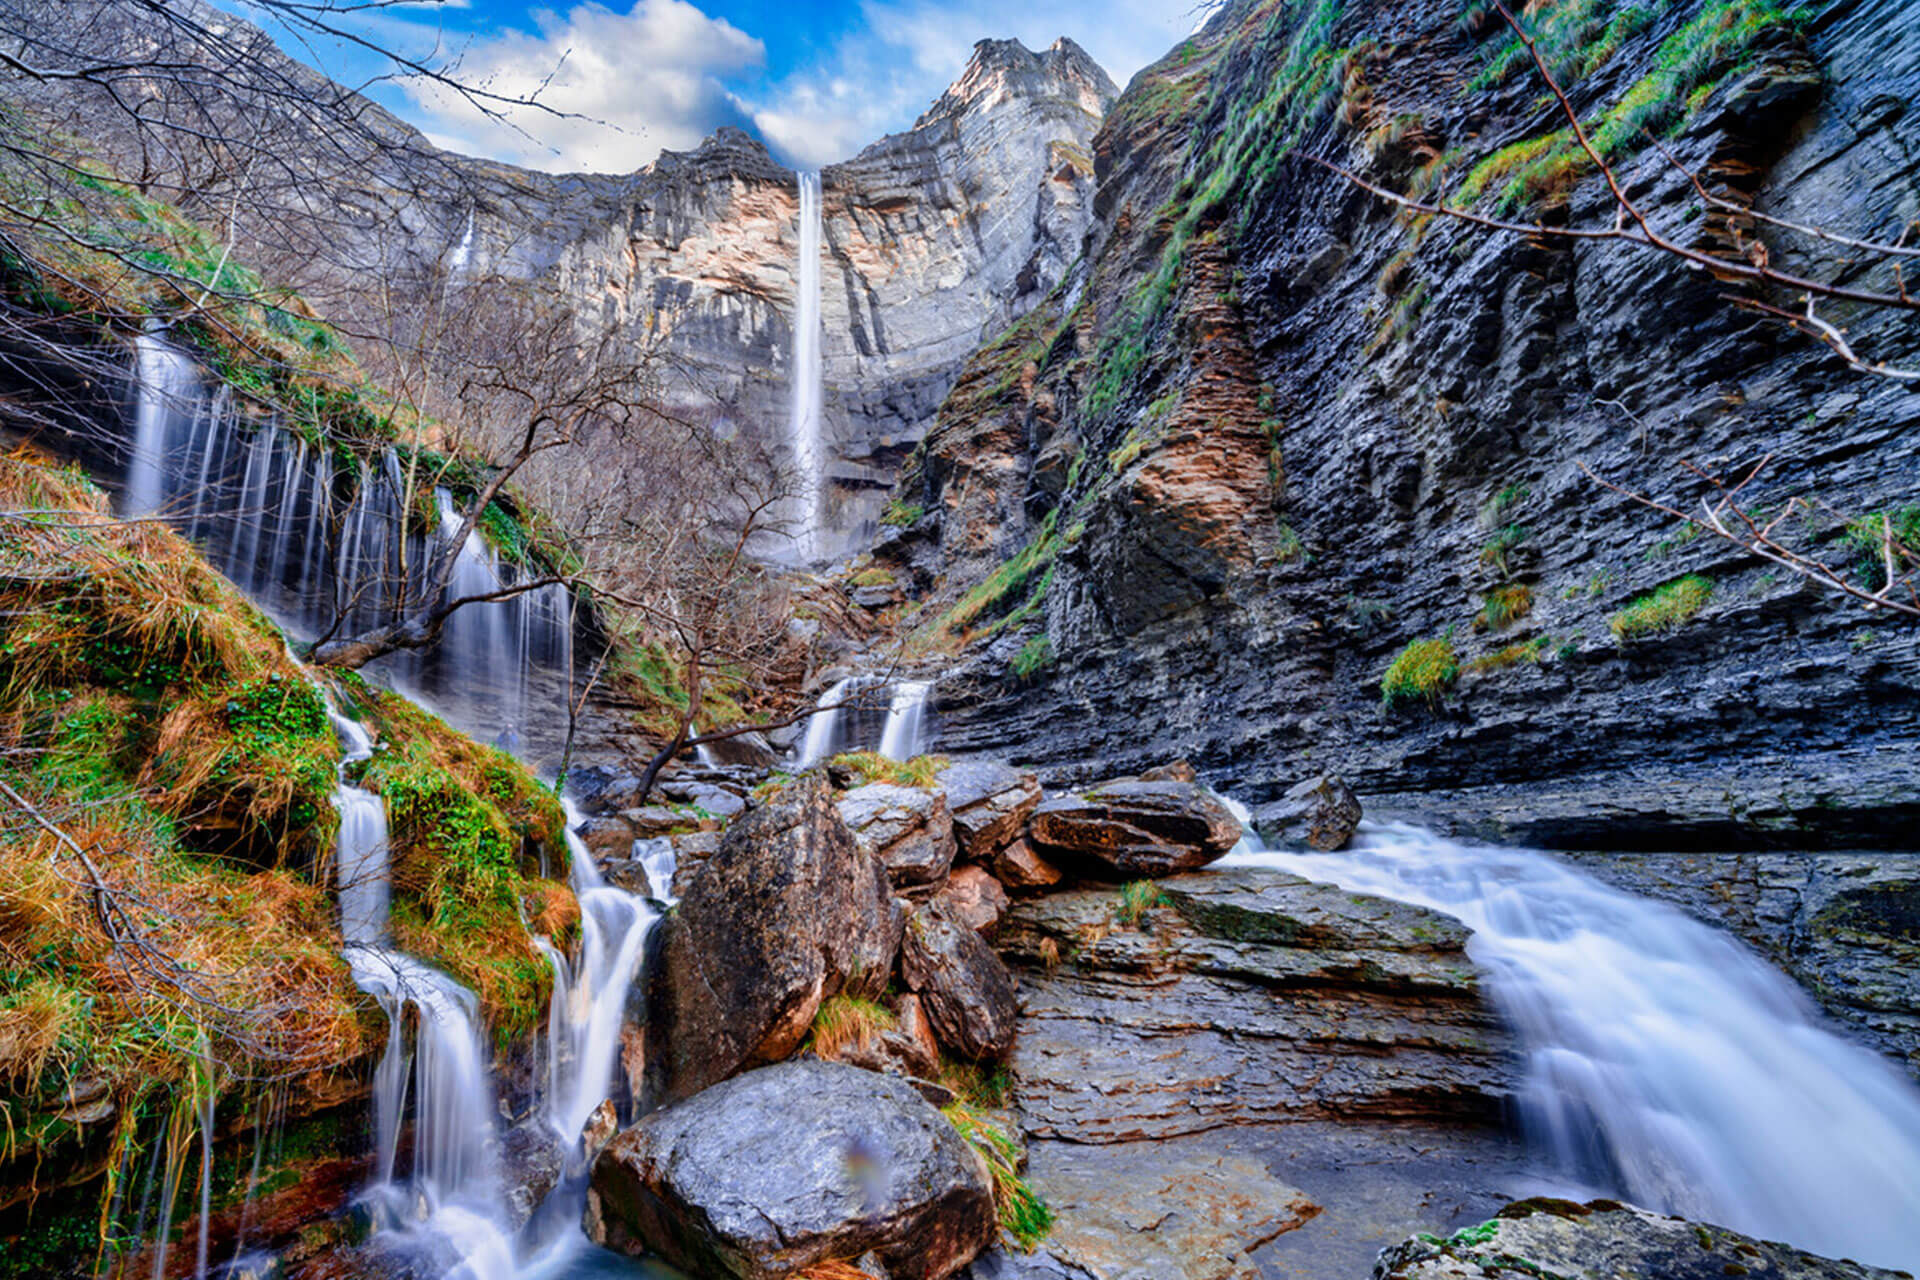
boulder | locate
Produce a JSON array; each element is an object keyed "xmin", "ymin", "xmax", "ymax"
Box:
[
  {"xmin": 667, "ymin": 829, "xmax": 721, "ymax": 898},
  {"xmin": 700, "ymin": 729, "xmax": 780, "ymax": 769},
  {"xmin": 566, "ymin": 766, "xmax": 647, "ymax": 814},
  {"xmin": 1257, "ymin": 775, "xmax": 1362, "ymax": 851},
  {"xmin": 938, "ymin": 866, "xmax": 1010, "ymax": 933},
  {"xmin": 901, "ymin": 900, "xmax": 1019, "ymax": 1062},
  {"xmin": 936, "ymin": 760, "xmax": 1043, "ymax": 860},
  {"xmin": 991, "ymin": 838, "xmax": 1064, "ymax": 893},
  {"xmin": 499, "ymin": 1120, "xmax": 565, "ymax": 1229},
  {"xmin": 687, "ymin": 786, "xmax": 746, "ymax": 821},
  {"xmin": 643, "ymin": 774, "xmax": 900, "ymax": 1104},
  {"xmin": 1374, "ymin": 1197, "xmax": 1908, "ymax": 1280},
  {"xmin": 588, "ymin": 1060, "xmax": 996, "ymax": 1280},
  {"xmin": 623, "ymin": 805, "xmax": 696, "ymax": 837},
  {"xmin": 572, "ymin": 814, "xmax": 635, "ymax": 863},
  {"xmin": 1137, "ymin": 760, "xmax": 1198, "ymax": 783},
  {"xmin": 1027, "ymin": 781, "xmax": 1241, "ymax": 879},
  {"xmin": 839, "ymin": 783, "xmax": 960, "ymax": 888}
]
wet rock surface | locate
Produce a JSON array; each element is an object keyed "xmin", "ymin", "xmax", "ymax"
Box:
[
  {"xmin": 902, "ymin": 900, "xmax": 1020, "ymax": 1062},
  {"xmin": 1374, "ymin": 1197, "xmax": 1910, "ymax": 1280},
  {"xmin": 588, "ymin": 1060, "xmax": 995, "ymax": 1280},
  {"xmin": 1028, "ymin": 781, "xmax": 1242, "ymax": 879},
  {"xmin": 1256, "ymin": 775, "xmax": 1362, "ymax": 852},
  {"xmin": 938, "ymin": 760, "xmax": 1045, "ymax": 861},
  {"xmin": 643, "ymin": 775, "xmax": 899, "ymax": 1103},
  {"xmin": 996, "ymin": 867, "xmax": 1514, "ymax": 1142}
]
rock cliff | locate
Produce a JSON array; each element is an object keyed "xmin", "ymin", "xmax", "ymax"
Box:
[{"xmin": 874, "ymin": 0, "xmax": 1920, "ymax": 848}]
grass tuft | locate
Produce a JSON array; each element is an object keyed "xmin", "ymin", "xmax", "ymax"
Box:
[
  {"xmin": 1115, "ymin": 880, "xmax": 1165, "ymax": 927},
  {"xmin": 827, "ymin": 751, "xmax": 949, "ymax": 789},
  {"xmin": 1609, "ymin": 574, "xmax": 1714, "ymax": 641},
  {"xmin": 943, "ymin": 1100, "xmax": 1054, "ymax": 1252},
  {"xmin": 1382, "ymin": 636, "xmax": 1460, "ymax": 709}
]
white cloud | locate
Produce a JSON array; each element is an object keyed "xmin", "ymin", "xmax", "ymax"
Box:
[
  {"xmin": 394, "ymin": 0, "xmax": 766, "ymax": 173},
  {"xmin": 747, "ymin": 0, "xmax": 1196, "ymax": 170}
]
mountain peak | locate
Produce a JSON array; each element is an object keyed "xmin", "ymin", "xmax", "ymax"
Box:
[{"xmin": 914, "ymin": 35, "xmax": 1118, "ymax": 131}]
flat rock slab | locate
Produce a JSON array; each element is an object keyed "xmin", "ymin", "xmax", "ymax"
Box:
[
  {"xmin": 937, "ymin": 760, "xmax": 1043, "ymax": 860},
  {"xmin": 996, "ymin": 868, "xmax": 1513, "ymax": 1142},
  {"xmin": 1028, "ymin": 781, "xmax": 1242, "ymax": 879},
  {"xmin": 1375, "ymin": 1197, "xmax": 1912, "ymax": 1280},
  {"xmin": 589, "ymin": 1060, "xmax": 995, "ymax": 1280}
]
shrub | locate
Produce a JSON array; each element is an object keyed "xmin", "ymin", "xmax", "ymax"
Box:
[
  {"xmin": 1609, "ymin": 574, "xmax": 1713, "ymax": 641},
  {"xmin": 1381, "ymin": 636, "xmax": 1459, "ymax": 709}
]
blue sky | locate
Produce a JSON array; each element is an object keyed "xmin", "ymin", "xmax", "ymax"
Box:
[{"xmin": 231, "ymin": 0, "xmax": 1196, "ymax": 172}]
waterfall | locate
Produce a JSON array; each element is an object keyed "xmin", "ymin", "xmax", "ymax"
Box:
[
  {"xmin": 787, "ymin": 171, "xmax": 824, "ymax": 562},
  {"xmin": 796, "ymin": 676, "xmax": 937, "ymax": 767},
  {"xmin": 1219, "ymin": 823, "xmax": 1920, "ymax": 1272},
  {"xmin": 327, "ymin": 703, "xmax": 510, "ymax": 1274},
  {"xmin": 119, "ymin": 337, "xmax": 577, "ymax": 761},
  {"xmin": 876, "ymin": 680, "xmax": 933, "ymax": 761}
]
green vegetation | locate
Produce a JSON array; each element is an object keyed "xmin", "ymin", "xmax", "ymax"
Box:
[
  {"xmin": 826, "ymin": 751, "xmax": 949, "ymax": 789},
  {"xmin": 943, "ymin": 1101, "xmax": 1054, "ymax": 1251},
  {"xmin": 1480, "ymin": 482, "xmax": 1531, "ymax": 527},
  {"xmin": 1468, "ymin": 0, "xmax": 1662, "ymax": 90},
  {"xmin": 1012, "ymin": 634, "xmax": 1053, "ymax": 680},
  {"xmin": 1480, "ymin": 523, "xmax": 1530, "ymax": 577},
  {"xmin": 1464, "ymin": 636, "xmax": 1555, "ymax": 674},
  {"xmin": 1842, "ymin": 506, "xmax": 1920, "ymax": 591},
  {"xmin": 804, "ymin": 994, "xmax": 897, "ymax": 1060},
  {"xmin": 1453, "ymin": 0, "xmax": 1814, "ymax": 214},
  {"xmin": 1382, "ymin": 635, "xmax": 1460, "ymax": 709},
  {"xmin": 879, "ymin": 498, "xmax": 926, "ymax": 528},
  {"xmin": 1609, "ymin": 573, "xmax": 1714, "ymax": 641},
  {"xmin": 1115, "ymin": 880, "xmax": 1166, "ymax": 927},
  {"xmin": 922, "ymin": 510, "xmax": 1063, "ymax": 646},
  {"xmin": 1476, "ymin": 583, "xmax": 1534, "ymax": 631},
  {"xmin": 849, "ymin": 566, "xmax": 896, "ymax": 589}
]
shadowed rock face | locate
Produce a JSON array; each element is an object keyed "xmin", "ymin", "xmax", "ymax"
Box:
[
  {"xmin": 589, "ymin": 1060, "xmax": 995, "ymax": 1280},
  {"xmin": 1374, "ymin": 1197, "xmax": 1909, "ymax": 1280},
  {"xmin": 996, "ymin": 868, "xmax": 1515, "ymax": 1143},
  {"xmin": 887, "ymin": 0, "xmax": 1920, "ymax": 850}
]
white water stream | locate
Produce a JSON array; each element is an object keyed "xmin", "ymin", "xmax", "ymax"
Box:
[
  {"xmin": 1219, "ymin": 822, "xmax": 1920, "ymax": 1271},
  {"xmin": 787, "ymin": 171, "xmax": 824, "ymax": 562},
  {"xmin": 795, "ymin": 675, "xmax": 935, "ymax": 767}
]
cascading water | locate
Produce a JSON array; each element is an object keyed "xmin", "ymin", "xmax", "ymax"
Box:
[
  {"xmin": 787, "ymin": 170, "xmax": 824, "ymax": 562},
  {"xmin": 1218, "ymin": 823, "xmax": 1920, "ymax": 1271},
  {"xmin": 119, "ymin": 337, "xmax": 575, "ymax": 759},
  {"xmin": 794, "ymin": 675, "xmax": 936, "ymax": 766}
]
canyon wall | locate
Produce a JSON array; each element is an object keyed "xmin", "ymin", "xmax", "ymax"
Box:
[{"xmin": 872, "ymin": 0, "xmax": 1920, "ymax": 848}]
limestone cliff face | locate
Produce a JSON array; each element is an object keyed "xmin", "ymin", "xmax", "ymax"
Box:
[
  {"xmin": 445, "ymin": 39, "xmax": 1116, "ymax": 559},
  {"xmin": 875, "ymin": 0, "xmax": 1920, "ymax": 847}
]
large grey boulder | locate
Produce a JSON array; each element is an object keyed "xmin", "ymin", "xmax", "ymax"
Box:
[
  {"xmin": 1374, "ymin": 1197, "xmax": 1908, "ymax": 1280},
  {"xmin": 936, "ymin": 760, "xmax": 1043, "ymax": 860},
  {"xmin": 1028, "ymin": 780, "xmax": 1241, "ymax": 879},
  {"xmin": 643, "ymin": 775, "xmax": 901, "ymax": 1104},
  {"xmin": 588, "ymin": 1060, "xmax": 996, "ymax": 1280},
  {"xmin": 840, "ymin": 782, "xmax": 960, "ymax": 888},
  {"xmin": 1256, "ymin": 774, "xmax": 1362, "ymax": 851},
  {"xmin": 901, "ymin": 900, "xmax": 1019, "ymax": 1062}
]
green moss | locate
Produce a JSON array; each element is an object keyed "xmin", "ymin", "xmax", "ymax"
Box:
[
  {"xmin": 1382, "ymin": 636, "xmax": 1460, "ymax": 709},
  {"xmin": 880, "ymin": 498, "xmax": 926, "ymax": 528},
  {"xmin": 1609, "ymin": 573, "xmax": 1714, "ymax": 641}
]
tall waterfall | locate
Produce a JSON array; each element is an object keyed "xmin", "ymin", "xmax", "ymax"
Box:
[
  {"xmin": 795, "ymin": 675, "xmax": 935, "ymax": 767},
  {"xmin": 787, "ymin": 171, "xmax": 824, "ymax": 562},
  {"xmin": 1220, "ymin": 824, "xmax": 1920, "ymax": 1272},
  {"xmin": 120, "ymin": 336, "xmax": 575, "ymax": 759}
]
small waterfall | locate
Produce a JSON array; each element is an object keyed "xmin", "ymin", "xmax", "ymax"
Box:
[
  {"xmin": 796, "ymin": 676, "xmax": 937, "ymax": 766},
  {"xmin": 876, "ymin": 679, "xmax": 933, "ymax": 761},
  {"xmin": 1221, "ymin": 824, "xmax": 1920, "ymax": 1272},
  {"xmin": 327, "ymin": 703, "xmax": 510, "ymax": 1273},
  {"xmin": 119, "ymin": 338, "xmax": 577, "ymax": 760},
  {"xmin": 787, "ymin": 171, "xmax": 824, "ymax": 562}
]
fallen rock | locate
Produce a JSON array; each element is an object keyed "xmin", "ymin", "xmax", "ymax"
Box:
[
  {"xmin": 996, "ymin": 868, "xmax": 1514, "ymax": 1142},
  {"xmin": 500, "ymin": 1120, "xmax": 565, "ymax": 1229},
  {"xmin": 939, "ymin": 865, "xmax": 1010, "ymax": 933},
  {"xmin": 699, "ymin": 729, "xmax": 779, "ymax": 769},
  {"xmin": 572, "ymin": 814, "xmax": 636, "ymax": 863},
  {"xmin": 840, "ymin": 783, "xmax": 960, "ymax": 888},
  {"xmin": 623, "ymin": 805, "xmax": 699, "ymax": 838},
  {"xmin": 1256, "ymin": 775, "xmax": 1362, "ymax": 851},
  {"xmin": 936, "ymin": 760, "xmax": 1043, "ymax": 860},
  {"xmin": 991, "ymin": 838, "xmax": 1064, "ymax": 893},
  {"xmin": 588, "ymin": 1060, "xmax": 995, "ymax": 1280},
  {"xmin": 1027, "ymin": 781, "xmax": 1241, "ymax": 879},
  {"xmin": 1137, "ymin": 760, "xmax": 1198, "ymax": 783},
  {"xmin": 687, "ymin": 786, "xmax": 746, "ymax": 820},
  {"xmin": 901, "ymin": 900, "xmax": 1019, "ymax": 1062},
  {"xmin": 643, "ymin": 774, "xmax": 900, "ymax": 1103},
  {"xmin": 1373, "ymin": 1197, "xmax": 1908, "ymax": 1280}
]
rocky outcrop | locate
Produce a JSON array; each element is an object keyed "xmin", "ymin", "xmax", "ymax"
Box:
[
  {"xmin": 643, "ymin": 774, "xmax": 900, "ymax": 1103},
  {"xmin": 588, "ymin": 1060, "xmax": 996, "ymax": 1280},
  {"xmin": 996, "ymin": 868, "xmax": 1514, "ymax": 1143},
  {"xmin": 887, "ymin": 0, "xmax": 1920, "ymax": 849},
  {"xmin": 901, "ymin": 901, "xmax": 1020, "ymax": 1062},
  {"xmin": 1028, "ymin": 781, "xmax": 1242, "ymax": 879},
  {"xmin": 937, "ymin": 760, "xmax": 1045, "ymax": 860},
  {"xmin": 1374, "ymin": 1197, "xmax": 1909, "ymax": 1280}
]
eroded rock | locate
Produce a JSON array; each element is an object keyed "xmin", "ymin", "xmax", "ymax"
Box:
[
  {"xmin": 588, "ymin": 1060, "xmax": 995, "ymax": 1279},
  {"xmin": 1028, "ymin": 781, "xmax": 1241, "ymax": 879},
  {"xmin": 1256, "ymin": 775, "xmax": 1362, "ymax": 851},
  {"xmin": 938, "ymin": 865, "xmax": 1010, "ymax": 933},
  {"xmin": 901, "ymin": 900, "xmax": 1020, "ymax": 1062},
  {"xmin": 840, "ymin": 782, "xmax": 960, "ymax": 888},
  {"xmin": 991, "ymin": 838, "xmax": 1065, "ymax": 893},
  {"xmin": 937, "ymin": 760, "xmax": 1043, "ymax": 860}
]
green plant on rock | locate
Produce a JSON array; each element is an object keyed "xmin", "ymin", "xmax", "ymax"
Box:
[
  {"xmin": 1480, "ymin": 482, "xmax": 1531, "ymax": 527},
  {"xmin": 1609, "ymin": 574, "xmax": 1714, "ymax": 641},
  {"xmin": 879, "ymin": 498, "xmax": 926, "ymax": 528},
  {"xmin": 1842, "ymin": 506, "xmax": 1920, "ymax": 592},
  {"xmin": 1480, "ymin": 523, "xmax": 1530, "ymax": 577},
  {"xmin": 826, "ymin": 751, "xmax": 948, "ymax": 789},
  {"xmin": 1475, "ymin": 583, "xmax": 1534, "ymax": 631},
  {"xmin": 1382, "ymin": 635, "xmax": 1460, "ymax": 709},
  {"xmin": 1011, "ymin": 634, "xmax": 1053, "ymax": 681},
  {"xmin": 1115, "ymin": 880, "xmax": 1166, "ymax": 927},
  {"xmin": 943, "ymin": 1101, "xmax": 1054, "ymax": 1252}
]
